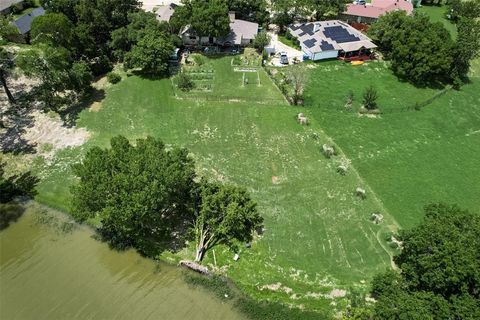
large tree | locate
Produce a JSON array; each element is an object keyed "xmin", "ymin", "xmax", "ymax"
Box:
[
  {"xmin": 71, "ymin": 136, "xmax": 196, "ymax": 252},
  {"xmin": 228, "ymin": 0, "xmax": 269, "ymax": 24},
  {"xmin": 171, "ymin": 0, "xmax": 231, "ymax": 40},
  {"xmin": 31, "ymin": 13, "xmax": 74, "ymax": 49},
  {"xmin": 346, "ymin": 203, "xmax": 480, "ymax": 319},
  {"xmin": 110, "ymin": 10, "xmax": 169, "ymax": 61},
  {"xmin": 304, "ymin": 0, "xmax": 349, "ymax": 21},
  {"xmin": 192, "ymin": 180, "xmax": 262, "ymax": 262},
  {"xmin": 451, "ymin": 18, "xmax": 480, "ymax": 84},
  {"xmin": 16, "ymin": 45, "xmax": 92, "ymax": 111},
  {"xmin": 369, "ymin": 11, "xmax": 454, "ymax": 85},
  {"xmin": 124, "ymin": 26, "xmax": 174, "ymax": 75}
]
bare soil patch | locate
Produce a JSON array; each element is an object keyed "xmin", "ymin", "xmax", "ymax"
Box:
[{"xmin": 24, "ymin": 111, "xmax": 90, "ymax": 156}]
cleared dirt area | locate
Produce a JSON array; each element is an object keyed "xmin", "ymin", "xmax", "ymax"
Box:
[{"xmin": 24, "ymin": 111, "xmax": 90, "ymax": 153}]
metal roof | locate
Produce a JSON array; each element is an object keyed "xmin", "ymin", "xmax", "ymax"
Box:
[{"xmin": 13, "ymin": 7, "xmax": 45, "ymax": 35}]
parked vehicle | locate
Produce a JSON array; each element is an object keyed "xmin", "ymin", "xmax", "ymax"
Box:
[{"xmin": 280, "ymin": 52, "xmax": 288, "ymax": 64}]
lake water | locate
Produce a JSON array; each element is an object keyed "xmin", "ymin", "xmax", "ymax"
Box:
[{"xmin": 0, "ymin": 205, "xmax": 245, "ymax": 320}]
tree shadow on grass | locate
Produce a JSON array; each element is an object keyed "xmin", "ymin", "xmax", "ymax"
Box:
[
  {"xmin": 59, "ymin": 88, "xmax": 106, "ymax": 128},
  {"xmin": 0, "ymin": 94, "xmax": 37, "ymax": 154}
]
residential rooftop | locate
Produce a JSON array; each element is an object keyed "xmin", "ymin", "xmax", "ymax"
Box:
[
  {"xmin": 289, "ymin": 20, "xmax": 376, "ymax": 53},
  {"xmin": 344, "ymin": 0, "xmax": 414, "ymax": 19}
]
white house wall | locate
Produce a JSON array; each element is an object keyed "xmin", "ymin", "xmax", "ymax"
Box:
[{"xmin": 312, "ymin": 50, "xmax": 338, "ymax": 61}]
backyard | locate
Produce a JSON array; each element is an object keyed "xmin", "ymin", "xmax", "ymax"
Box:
[
  {"xmin": 303, "ymin": 60, "xmax": 480, "ymax": 228},
  {"xmin": 3, "ymin": 54, "xmax": 401, "ymax": 315},
  {"xmin": 3, "ymin": 48, "xmax": 479, "ymax": 316}
]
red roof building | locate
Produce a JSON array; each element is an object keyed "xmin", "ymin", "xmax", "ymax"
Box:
[{"xmin": 341, "ymin": 0, "xmax": 414, "ymax": 24}]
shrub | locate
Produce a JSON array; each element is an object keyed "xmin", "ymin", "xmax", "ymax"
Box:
[
  {"xmin": 362, "ymin": 85, "xmax": 378, "ymax": 110},
  {"xmin": 177, "ymin": 72, "xmax": 194, "ymax": 92},
  {"xmin": 107, "ymin": 72, "xmax": 121, "ymax": 84},
  {"xmin": 192, "ymin": 54, "xmax": 205, "ymax": 66}
]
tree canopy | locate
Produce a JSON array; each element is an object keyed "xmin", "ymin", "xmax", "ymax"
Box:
[
  {"xmin": 172, "ymin": 0, "xmax": 231, "ymax": 38},
  {"xmin": 71, "ymin": 136, "xmax": 262, "ymax": 261},
  {"xmin": 31, "ymin": 13, "xmax": 74, "ymax": 49},
  {"xmin": 71, "ymin": 136, "xmax": 195, "ymax": 252},
  {"xmin": 368, "ymin": 11, "xmax": 454, "ymax": 85},
  {"xmin": 192, "ymin": 180, "xmax": 262, "ymax": 261},
  {"xmin": 347, "ymin": 203, "xmax": 480, "ymax": 319},
  {"xmin": 16, "ymin": 45, "xmax": 92, "ymax": 112},
  {"xmin": 124, "ymin": 27, "xmax": 174, "ymax": 74}
]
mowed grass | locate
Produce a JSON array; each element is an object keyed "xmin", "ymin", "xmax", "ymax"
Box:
[
  {"xmin": 32, "ymin": 56, "xmax": 396, "ymax": 314},
  {"xmin": 304, "ymin": 60, "xmax": 480, "ymax": 228},
  {"xmin": 417, "ymin": 5, "xmax": 457, "ymax": 38}
]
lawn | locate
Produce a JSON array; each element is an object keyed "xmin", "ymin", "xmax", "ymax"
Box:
[
  {"xmin": 303, "ymin": 60, "xmax": 480, "ymax": 229},
  {"xmin": 10, "ymin": 53, "xmax": 479, "ymax": 316},
  {"xmin": 278, "ymin": 34, "xmax": 302, "ymax": 50},
  {"xmin": 417, "ymin": 5, "xmax": 457, "ymax": 38},
  {"xmin": 26, "ymin": 56, "xmax": 399, "ymax": 315}
]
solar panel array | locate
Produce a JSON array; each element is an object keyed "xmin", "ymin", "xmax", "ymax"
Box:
[
  {"xmin": 323, "ymin": 26, "xmax": 359, "ymax": 43},
  {"xmin": 320, "ymin": 40, "xmax": 334, "ymax": 51},
  {"xmin": 296, "ymin": 24, "xmax": 315, "ymax": 37},
  {"xmin": 304, "ymin": 38, "xmax": 317, "ymax": 49}
]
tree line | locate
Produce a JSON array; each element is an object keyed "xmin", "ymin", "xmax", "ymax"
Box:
[{"xmin": 368, "ymin": 2, "xmax": 480, "ymax": 87}]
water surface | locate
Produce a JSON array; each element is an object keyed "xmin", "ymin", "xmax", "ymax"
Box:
[{"xmin": 0, "ymin": 206, "xmax": 244, "ymax": 320}]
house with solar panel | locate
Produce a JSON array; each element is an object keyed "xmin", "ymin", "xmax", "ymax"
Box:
[{"xmin": 288, "ymin": 20, "xmax": 377, "ymax": 61}]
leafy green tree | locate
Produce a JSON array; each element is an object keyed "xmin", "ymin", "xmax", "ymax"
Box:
[
  {"xmin": 369, "ymin": 11, "xmax": 454, "ymax": 85},
  {"xmin": 362, "ymin": 86, "xmax": 378, "ymax": 110},
  {"xmin": 304, "ymin": 0, "xmax": 349, "ymax": 21},
  {"xmin": 228, "ymin": 0, "xmax": 269, "ymax": 24},
  {"xmin": 395, "ymin": 203, "xmax": 480, "ymax": 299},
  {"xmin": 192, "ymin": 180, "xmax": 262, "ymax": 262},
  {"xmin": 124, "ymin": 27, "xmax": 174, "ymax": 75},
  {"xmin": 0, "ymin": 16, "xmax": 20, "ymax": 44},
  {"xmin": 71, "ymin": 136, "xmax": 196, "ymax": 252},
  {"xmin": 40, "ymin": 0, "xmax": 78, "ymax": 22},
  {"xmin": 449, "ymin": 0, "xmax": 480, "ymax": 21},
  {"xmin": 31, "ymin": 13, "xmax": 74, "ymax": 49},
  {"xmin": 271, "ymin": 0, "xmax": 302, "ymax": 32},
  {"xmin": 16, "ymin": 45, "xmax": 92, "ymax": 111},
  {"xmin": 346, "ymin": 204, "xmax": 480, "ymax": 319},
  {"xmin": 110, "ymin": 10, "xmax": 167, "ymax": 61},
  {"xmin": 451, "ymin": 18, "xmax": 480, "ymax": 84},
  {"xmin": 253, "ymin": 30, "xmax": 271, "ymax": 52},
  {"xmin": 172, "ymin": 0, "xmax": 231, "ymax": 40},
  {"xmin": 0, "ymin": 162, "xmax": 38, "ymax": 203}
]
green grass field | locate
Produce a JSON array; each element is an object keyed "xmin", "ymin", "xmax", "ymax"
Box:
[
  {"xmin": 13, "ymin": 51, "xmax": 480, "ymax": 315},
  {"xmin": 27, "ymin": 56, "xmax": 400, "ymax": 314},
  {"xmin": 417, "ymin": 5, "xmax": 457, "ymax": 38},
  {"xmin": 303, "ymin": 60, "xmax": 480, "ymax": 229}
]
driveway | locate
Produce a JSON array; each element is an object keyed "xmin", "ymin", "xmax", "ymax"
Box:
[{"xmin": 267, "ymin": 31, "xmax": 304, "ymax": 67}]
